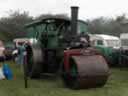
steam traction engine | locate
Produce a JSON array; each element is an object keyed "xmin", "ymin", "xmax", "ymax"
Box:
[{"xmin": 24, "ymin": 6, "xmax": 110, "ymax": 89}]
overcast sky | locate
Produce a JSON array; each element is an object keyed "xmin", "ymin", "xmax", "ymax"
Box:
[{"xmin": 0, "ymin": 0, "xmax": 128, "ymax": 20}]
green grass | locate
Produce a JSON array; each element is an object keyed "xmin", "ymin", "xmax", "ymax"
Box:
[{"xmin": 0, "ymin": 61, "xmax": 128, "ymax": 96}]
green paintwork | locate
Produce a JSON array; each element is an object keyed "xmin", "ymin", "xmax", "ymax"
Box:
[
  {"xmin": 25, "ymin": 17, "xmax": 88, "ymax": 49},
  {"xmin": 95, "ymin": 45, "xmax": 113, "ymax": 57},
  {"xmin": 95, "ymin": 45, "xmax": 120, "ymax": 65}
]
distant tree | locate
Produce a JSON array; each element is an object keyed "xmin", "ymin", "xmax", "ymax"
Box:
[
  {"xmin": 35, "ymin": 13, "xmax": 69, "ymax": 20},
  {"xmin": 55, "ymin": 13, "xmax": 69, "ymax": 19},
  {"xmin": 0, "ymin": 10, "xmax": 33, "ymax": 41},
  {"xmin": 35, "ymin": 13, "xmax": 53, "ymax": 20},
  {"xmin": 87, "ymin": 14, "xmax": 128, "ymax": 37}
]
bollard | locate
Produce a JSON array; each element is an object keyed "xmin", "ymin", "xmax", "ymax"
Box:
[{"xmin": 23, "ymin": 51, "xmax": 28, "ymax": 88}]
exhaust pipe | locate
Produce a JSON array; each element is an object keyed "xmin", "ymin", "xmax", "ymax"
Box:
[{"xmin": 71, "ymin": 6, "xmax": 79, "ymax": 36}]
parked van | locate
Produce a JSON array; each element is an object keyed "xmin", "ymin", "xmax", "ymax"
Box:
[
  {"xmin": 120, "ymin": 33, "xmax": 128, "ymax": 49},
  {"xmin": 119, "ymin": 33, "xmax": 128, "ymax": 66},
  {"xmin": 91, "ymin": 34, "xmax": 121, "ymax": 49},
  {"xmin": 90, "ymin": 34, "xmax": 121, "ymax": 65}
]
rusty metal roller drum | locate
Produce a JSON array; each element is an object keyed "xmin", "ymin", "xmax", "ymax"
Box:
[{"xmin": 63, "ymin": 55, "xmax": 110, "ymax": 89}]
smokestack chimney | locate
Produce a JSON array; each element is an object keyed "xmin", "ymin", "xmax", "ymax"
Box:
[{"xmin": 71, "ymin": 6, "xmax": 79, "ymax": 36}]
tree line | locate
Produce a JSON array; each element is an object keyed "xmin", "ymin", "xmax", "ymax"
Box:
[
  {"xmin": 0, "ymin": 10, "xmax": 128, "ymax": 42},
  {"xmin": 87, "ymin": 14, "xmax": 128, "ymax": 37},
  {"xmin": 0, "ymin": 11, "xmax": 33, "ymax": 41}
]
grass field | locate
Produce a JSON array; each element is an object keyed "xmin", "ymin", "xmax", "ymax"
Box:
[{"xmin": 0, "ymin": 61, "xmax": 128, "ymax": 96}]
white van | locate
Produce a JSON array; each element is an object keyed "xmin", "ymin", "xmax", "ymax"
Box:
[
  {"xmin": 90, "ymin": 34, "xmax": 121, "ymax": 49},
  {"xmin": 120, "ymin": 33, "xmax": 128, "ymax": 49}
]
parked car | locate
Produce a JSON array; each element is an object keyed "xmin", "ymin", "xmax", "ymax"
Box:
[
  {"xmin": 0, "ymin": 40, "xmax": 5, "ymax": 62},
  {"xmin": 3, "ymin": 43, "xmax": 15, "ymax": 60}
]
